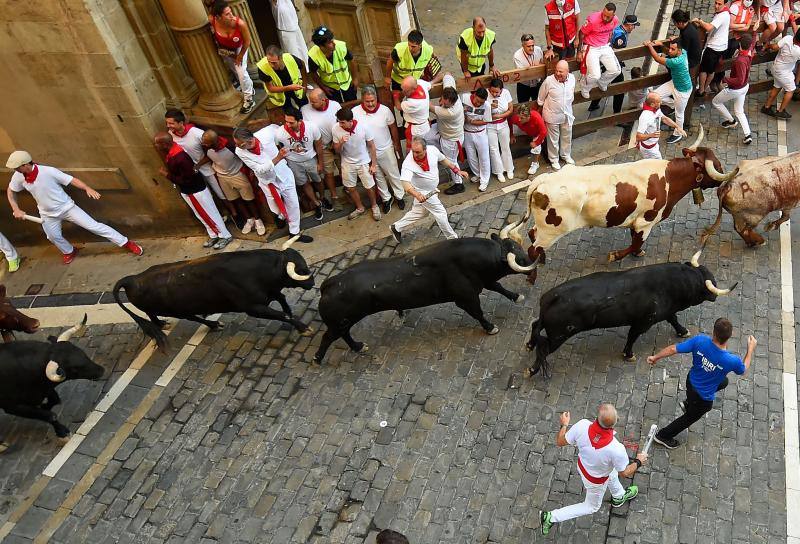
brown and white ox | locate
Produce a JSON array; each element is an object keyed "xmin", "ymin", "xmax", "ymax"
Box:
[
  {"xmin": 701, "ymin": 152, "xmax": 800, "ymax": 247},
  {"xmin": 507, "ymin": 127, "xmax": 731, "ymax": 282}
]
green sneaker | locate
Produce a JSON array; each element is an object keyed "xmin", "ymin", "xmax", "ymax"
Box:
[
  {"xmin": 540, "ymin": 510, "xmax": 553, "ymax": 535},
  {"xmin": 7, "ymin": 257, "xmax": 19, "ymax": 273},
  {"xmin": 611, "ymin": 485, "xmax": 639, "ymax": 507}
]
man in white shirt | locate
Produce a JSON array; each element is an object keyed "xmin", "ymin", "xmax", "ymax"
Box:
[
  {"xmin": 233, "ymin": 127, "xmax": 312, "ymax": 243},
  {"xmin": 6, "ymin": 151, "xmax": 143, "ymax": 264},
  {"xmin": 270, "ymin": 0, "xmax": 308, "ymax": 68},
  {"xmin": 353, "ymin": 86, "xmax": 406, "ymax": 214},
  {"xmin": 514, "ymin": 34, "xmax": 545, "ymax": 103},
  {"xmin": 635, "ymin": 93, "xmax": 685, "ymax": 160},
  {"xmin": 164, "ymin": 109, "xmax": 234, "ymax": 217},
  {"xmin": 540, "ymin": 404, "xmax": 648, "ymax": 536},
  {"xmin": 461, "ymin": 88, "xmax": 493, "ymax": 191},
  {"xmin": 762, "ymin": 32, "xmax": 800, "ymax": 119},
  {"xmin": 397, "ymin": 76, "xmax": 433, "ymax": 148},
  {"xmin": 428, "ymin": 74, "xmax": 466, "ymax": 196},
  {"xmin": 274, "ymin": 106, "xmax": 326, "ymax": 220},
  {"xmin": 332, "ymin": 108, "xmax": 381, "ymax": 221},
  {"xmin": 537, "ymin": 60, "xmax": 576, "ymax": 170},
  {"xmin": 693, "ymin": 0, "xmax": 731, "ymax": 96},
  {"xmin": 390, "ymin": 137, "xmax": 468, "ymax": 242},
  {"xmin": 301, "ymin": 88, "xmax": 344, "ymax": 211}
]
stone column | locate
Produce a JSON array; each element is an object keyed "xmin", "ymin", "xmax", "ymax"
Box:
[
  {"xmin": 228, "ymin": 0, "xmax": 265, "ymax": 62},
  {"xmin": 159, "ymin": 0, "xmax": 240, "ymax": 115}
]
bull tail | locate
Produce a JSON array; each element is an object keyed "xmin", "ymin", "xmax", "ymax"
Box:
[
  {"xmin": 700, "ymin": 182, "xmax": 732, "ymax": 247},
  {"xmin": 113, "ymin": 277, "xmax": 167, "ymax": 350}
]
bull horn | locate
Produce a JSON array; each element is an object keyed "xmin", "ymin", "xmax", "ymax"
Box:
[
  {"xmin": 57, "ymin": 313, "xmax": 87, "ymax": 342},
  {"xmin": 508, "ymin": 215, "xmax": 528, "ymax": 246},
  {"xmin": 286, "ymin": 262, "xmax": 311, "ymax": 281},
  {"xmin": 705, "ymin": 279, "xmax": 736, "ymax": 296},
  {"xmin": 281, "ymin": 235, "xmax": 301, "ymax": 251},
  {"xmin": 690, "ymin": 250, "xmax": 701, "ymax": 268},
  {"xmin": 506, "ymin": 252, "xmax": 536, "ymax": 273},
  {"xmin": 704, "ymin": 159, "xmax": 739, "ymax": 182},
  {"xmin": 45, "ymin": 360, "xmax": 66, "ymax": 383},
  {"xmin": 499, "ymin": 223, "xmax": 514, "ymax": 240},
  {"xmin": 687, "ymin": 124, "xmax": 704, "ymax": 151}
]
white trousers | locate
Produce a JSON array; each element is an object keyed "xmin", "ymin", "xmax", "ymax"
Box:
[
  {"xmin": 278, "ymin": 29, "xmax": 309, "ymax": 70},
  {"xmin": 260, "ymin": 182, "xmax": 301, "ymax": 235},
  {"xmin": 550, "ymin": 469, "xmax": 625, "ymax": 523},
  {"xmin": 654, "ymin": 81, "xmax": 691, "ymax": 133},
  {"xmin": 583, "ymin": 45, "xmax": 621, "ymax": 92},
  {"xmin": 0, "ymin": 232, "xmax": 18, "ymax": 262},
  {"xmin": 374, "ymin": 147, "xmax": 404, "ymax": 201},
  {"xmin": 464, "ymin": 130, "xmax": 490, "ymax": 188},
  {"xmin": 393, "ymin": 195, "xmax": 457, "ymax": 239},
  {"xmin": 222, "ymin": 50, "xmax": 254, "ymax": 100},
  {"xmin": 488, "ymin": 122, "xmax": 513, "ymax": 175},
  {"xmin": 639, "ymin": 144, "xmax": 662, "ymax": 160},
  {"xmin": 712, "ymin": 84, "xmax": 751, "ymax": 136},
  {"xmin": 182, "ymin": 188, "xmax": 232, "ymax": 239},
  {"xmin": 434, "ymin": 131, "xmax": 463, "ymax": 184},
  {"xmin": 42, "ymin": 205, "xmax": 127, "ymax": 255},
  {"xmin": 203, "ymin": 173, "xmax": 227, "ymax": 201},
  {"xmin": 546, "ymin": 121, "xmax": 572, "ymax": 162}
]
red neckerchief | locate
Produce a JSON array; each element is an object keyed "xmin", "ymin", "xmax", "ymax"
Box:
[
  {"xmin": 408, "ymin": 85, "xmax": 427, "ymax": 100},
  {"xmin": 588, "ymin": 420, "xmax": 614, "ymax": 449},
  {"xmin": 344, "ymin": 120, "xmax": 358, "ymax": 135},
  {"xmin": 470, "ymin": 94, "xmax": 481, "ymax": 107},
  {"xmin": 284, "ymin": 121, "xmax": 305, "ymax": 141},
  {"xmin": 361, "ymin": 102, "xmax": 380, "ymax": 114},
  {"xmin": 739, "ymin": 46, "xmax": 755, "ymax": 59},
  {"xmin": 214, "ymin": 136, "xmax": 229, "ymax": 151},
  {"xmin": 318, "ymin": 99, "xmax": 330, "ymax": 112},
  {"xmin": 172, "ymin": 123, "xmax": 195, "ymax": 138},
  {"xmin": 23, "ymin": 164, "xmax": 39, "ymax": 183},
  {"xmin": 251, "ymin": 138, "xmax": 262, "ymax": 156},
  {"xmin": 643, "ymin": 104, "xmax": 659, "ymax": 112},
  {"xmin": 167, "ymin": 142, "xmax": 184, "ymax": 160},
  {"xmin": 413, "ymin": 153, "xmax": 430, "ymax": 172}
]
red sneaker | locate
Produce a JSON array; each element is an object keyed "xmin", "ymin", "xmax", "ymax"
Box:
[
  {"xmin": 62, "ymin": 249, "xmax": 78, "ymax": 264},
  {"xmin": 124, "ymin": 240, "xmax": 144, "ymax": 256}
]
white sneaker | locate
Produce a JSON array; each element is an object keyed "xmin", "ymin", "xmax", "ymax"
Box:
[
  {"xmin": 371, "ymin": 205, "xmax": 382, "ymax": 221},
  {"xmin": 254, "ymin": 219, "xmax": 266, "ymax": 236},
  {"xmin": 550, "ymin": 161, "xmax": 561, "ymax": 171},
  {"xmin": 479, "ymin": 183, "xmax": 488, "ymax": 192},
  {"xmin": 241, "ymin": 218, "xmax": 254, "ymax": 234},
  {"xmin": 470, "ymin": 175, "xmax": 479, "ymax": 183},
  {"xmin": 507, "ymin": 170, "xmax": 515, "ymax": 180},
  {"xmin": 528, "ymin": 162, "xmax": 540, "ymax": 175},
  {"xmin": 497, "ymin": 172, "xmax": 506, "ymax": 182},
  {"xmin": 580, "ymin": 87, "xmax": 591, "ymax": 99},
  {"xmin": 562, "ymin": 156, "xmax": 575, "ymax": 165}
]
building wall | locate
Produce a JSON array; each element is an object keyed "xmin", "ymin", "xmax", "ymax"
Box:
[{"xmin": 0, "ymin": 0, "xmax": 198, "ymax": 245}]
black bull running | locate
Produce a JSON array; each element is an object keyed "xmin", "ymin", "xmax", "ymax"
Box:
[{"xmin": 525, "ymin": 250, "xmax": 735, "ymax": 378}]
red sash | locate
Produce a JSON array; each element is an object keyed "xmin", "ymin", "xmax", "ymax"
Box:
[
  {"xmin": 579, "ymin": 45, "xmax": 591, "ymax": 75},
  {"xmin": 577, "ymin": 457, "xmax": 609, "ymax": 484},
  {"xmin": 187, "ymin": 193, "xmax": 220, "ymax": 235},
  {"xmin": 266, "ymin": 183, "xmax": 289, "ymax": 220}
]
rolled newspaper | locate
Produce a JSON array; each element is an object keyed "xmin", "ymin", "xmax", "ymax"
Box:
[
  {"xmin": 641, "ymin": 424, "xmax": 658, "ymax": 456},
  {"xmin": 23, "ymin": 214, "xmax": 43, "ymax": 224}
]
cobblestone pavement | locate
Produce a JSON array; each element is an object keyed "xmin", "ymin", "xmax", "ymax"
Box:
[{"xmin": 1, "ymin": 96, "xmax": 789, "ymax": 543}]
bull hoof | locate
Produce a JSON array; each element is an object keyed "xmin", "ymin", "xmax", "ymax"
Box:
[
  {"xmin": 487, "ymin": 326, "xmax": 500, "ymax": 335},
  {"xmin": 0, "ymin": 442, "xmax": 8, "ymax": 454},
  {"xmin": 634, "ymin": 250, "xmax": 646, "ymax": 257},
  {"xmin": 523, "ymin": 367, "xmax": 534, "ymax": 378},
  {"xmin": 300, "ymin": 327, "xmax": 314, "ymax": 337},
  {"xmin": 623, "ymin": 353, "xmax": 636, "ymax": 362},
  {"xmin": 212, "ymin": 321, "xmax": 225, "ymax": 330},
  {"xmin": 525, "ymin": 342, "xmax": 534, "ymax": 351},
  {"xmin": 353, "ymin": 342, "xmax": 368, "ymax": 353},
  {"xmin": 677, "ymin": 330, "xmax": 690, "ymax": 338},
  {"xmin": 515, "ymin": 294, "xmax": 525, "ymax": 303},
  {"xmin": 526, "ymin": 269, "xmax": 538, "ymax": 285},
  {"xmin": 56, "ymin": 435, "xmax": 70, "ymax": 446},
  {"xmin": 608, "ymin": 252, "xmax": 619, "ymax": 263}
]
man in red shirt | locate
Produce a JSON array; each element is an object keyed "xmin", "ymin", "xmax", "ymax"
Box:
[
  {"xmin": 508, "ymin": 104, "xmax": 547, "ymax": 175},
  {"xmin": 711, "ymin": 33, "xmax": 755, "ymax": 145}
]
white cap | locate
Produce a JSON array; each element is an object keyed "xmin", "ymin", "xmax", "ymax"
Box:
[{"xmin": 6, "ymin": 151, "xmax": 32, "ymax": 169}]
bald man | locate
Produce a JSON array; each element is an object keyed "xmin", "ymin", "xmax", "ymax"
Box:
[
  {"xmin": 301, "ymin": 88, "xmax": 345, "ymax": 211},
  {"xmin": 540, "ymin": 403, "xmax": 647, "ymax": 536},
  {"xmin": 537, "ymin": 60, "xmax": 576, "ymax": 170},
  {"xmin": 635, "ymin": 92, "xmax": 684, "ymax": 160},
  {"xmin": 396, "ymin": 75, "xmax": 433, "ymax": 149}
]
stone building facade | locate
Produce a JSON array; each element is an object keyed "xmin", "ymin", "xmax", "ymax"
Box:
[{"xmin": 0, "ymin": 0, "xmax": 414, "ymax": 244}]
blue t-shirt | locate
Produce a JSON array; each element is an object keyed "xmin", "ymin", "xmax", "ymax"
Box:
[
  {"xmin": 677, "ymin": 335, "xmax": 745, "ymax": 401},
  {"xmin": 611, "ymin": 25, "xmax": 628, "ymax": 49}
]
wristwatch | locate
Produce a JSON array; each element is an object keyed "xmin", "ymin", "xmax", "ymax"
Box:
[
  {"xmin": 546, "ymin": 45, "xmax": 552, "ymax": 50},
  {"xmin": 631, "ymin": 458, "xmax": 642, "ymax": 468}
]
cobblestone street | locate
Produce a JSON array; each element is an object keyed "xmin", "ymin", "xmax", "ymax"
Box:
[{"xmin": 0, "ymin": 96, "xmax": 792, "ymax": 543}]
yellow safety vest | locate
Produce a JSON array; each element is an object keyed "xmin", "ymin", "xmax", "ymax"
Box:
[
  {"xmin": 257, "ymin": 53, "xmax": 304, "ymax": 106},
  {"xmin": 457, "ymin": 28, "xmax": 495, "ymax": 74},
  {"xmin": 391, "ymin": 41, "xmax": 434, "ymax": 84},
  {"xmin": 308, "ymin": 40, "xmax": 352, "ymax": 91}
]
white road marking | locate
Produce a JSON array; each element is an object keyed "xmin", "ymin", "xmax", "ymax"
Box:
[{"xmin": 25, "ymin": 303, "xmax": 149, "ymax": 328}]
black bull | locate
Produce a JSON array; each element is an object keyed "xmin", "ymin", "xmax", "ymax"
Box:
[
  {"xmin": 0, "ymin": 316, "xmax": 103, "ymax": 441},
  {"xmin": 526, "ymin": 253, "xmax": 735, "ymax": 378},
  {"xmin": 313, "ymin": 233, "xmax": 536, "ymax": 363},
  {"xmin": 113, "ymin": 242, "xmax": 315, "ymax": 348}
]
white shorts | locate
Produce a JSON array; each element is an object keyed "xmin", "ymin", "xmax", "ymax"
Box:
[
  {"xmin": 764, "ymin": 2, "xmax": 786, "ymax": 24},
  {"xmin": 341, "ymin": 163, "xmax": 375, "ymax": 189},
  {"xmin": 773, "ymin": 68, "xmax": 797, "ymax": 92}
]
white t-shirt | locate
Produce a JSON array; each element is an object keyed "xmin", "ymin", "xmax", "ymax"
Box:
[
  {"xmin": 274, "ymin": 121, "xmax": 321, "ymax": 162},
  {"xmin": 332, "ymin": 122, "xmax": 374, "ymax": 165},
  {"xmin": 706, "ymin": 11, "xmax": 731, "ymax": 52},
  {"xmin": 774, "ymin": 35, "xmax": 800, "ymax": 73},
  {"xmin": 400, "ymin": 79, "xmax": 432, "ymax": 136},
  {"xmin": 513, "ymin": 45, "xmax": 544, "ymax": 86},
  {"xmin": 637, "ymin": 108, "xmax": 664, "ymax": 149},
  {"xmin": 461, "ymin": 93, "xmax": 493, "ymax": 133},
  {"xmin": 170, "ymin": 126, "xmax": 214, "ymax": 176},
  {"xmin": 400, "ymin": 146, "xmax": 446, "ymax": 192},
  {"xmin": 206, "ymin": 145, "xmax": 244, "ymax": 176},
  {"xmin": 566, "ymin": 419, "xmax": 629, "ymax": 479},
  {"xmin": 272, "ymin": 0, "xmax": 299, "ymax": 31},
  {"xmin": 488, "ymin": 88, "xmax": 514, "ymax": 125},
  {"xmin": 235, "ymin": 126, "xmax": 295, "ymax": 189},
  {"xmin": 9, "ymin": 165, "xmax": 75, "ymax": 217},
  {"xmin": 352, "ymin": 104, "xmax": 396, "ymax": 152},
  {"xmin": 537, "ymin": 73, "xmax": 576, "ymax": 125},
  {"xmin": 300, "ymin": 100, "xmax": 342, "ymax": 146}
]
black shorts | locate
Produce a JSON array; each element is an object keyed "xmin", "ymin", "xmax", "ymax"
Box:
[{"xmin": 700, "ymin": 47, "xmax": 723, "ymax": 73}]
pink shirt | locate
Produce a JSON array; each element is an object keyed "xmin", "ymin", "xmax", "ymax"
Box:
[{"xmin": 581, "ymin": 12, "xmax": 619, "ymax": 47}]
